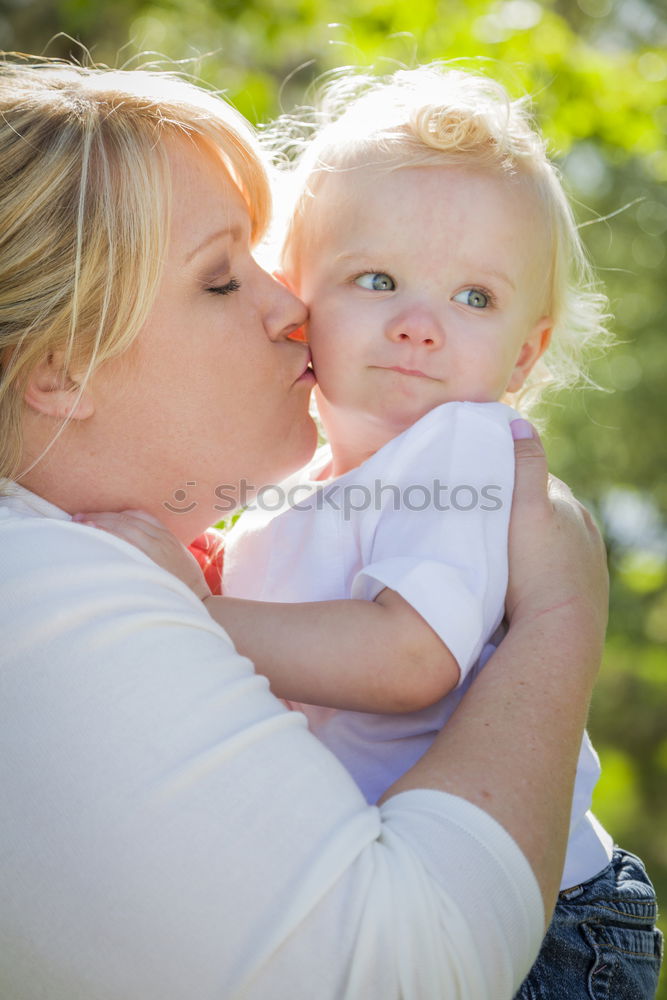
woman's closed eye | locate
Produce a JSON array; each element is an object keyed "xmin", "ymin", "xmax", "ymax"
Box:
[
  {"xmin": 453, "ymin": 287, "xmax": 494, "ymax": 309},
  {"xmin": 207, "ymin": 277, "xmax": 242, "ymax": 296},
  {"xmin": 354, "ymin": 272, "xmax": 396, "ymax": 292}
]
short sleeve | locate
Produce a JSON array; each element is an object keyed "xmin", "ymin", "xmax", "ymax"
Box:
[{"xmin": 350, "ymin": 402, "xmax": 515, "ymax": 677}]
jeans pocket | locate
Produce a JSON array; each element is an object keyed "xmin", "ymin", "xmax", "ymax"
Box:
[
  {"xmin": 582, "ymin": 919, "xmax": 663, "ymax": 1000},
  {"xmin": 515, "ymin": 850, "xmax": 663, "ymax": 1000}
]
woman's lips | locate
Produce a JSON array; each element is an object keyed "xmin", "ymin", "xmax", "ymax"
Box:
[
  {"xmin": 294, "ymin": 350, "xmax": 316, "ymax": 384},
  {"xmin": 296, "ymin": 365, "xmax": 316, "ymax": 384}
]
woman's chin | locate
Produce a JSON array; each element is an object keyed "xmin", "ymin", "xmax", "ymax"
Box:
[
  {"xmin": 267, "ymin": 411, "xmax": 319, "ymax": 485},
  {"xmin": 290, "ymin": 412, "xmax": 319, "ymax": 470}
]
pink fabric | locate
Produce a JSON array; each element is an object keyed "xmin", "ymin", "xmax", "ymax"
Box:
[{"xmin": 188, "ymin": 529, "xmax": 225, "ymax": 595}]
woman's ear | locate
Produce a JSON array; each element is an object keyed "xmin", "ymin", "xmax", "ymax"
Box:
[
  {"xmin": 506, "ymin": 317, "xmax": 552, "ymax": 393},
  {"xmin": 24, "ymin": 352, "xmax": 94, "ymax": 420}
]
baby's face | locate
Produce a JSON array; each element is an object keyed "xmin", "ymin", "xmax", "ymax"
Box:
[{"xmin": 293, "ymin": 163, "xmax": 552, "ymax": 443}]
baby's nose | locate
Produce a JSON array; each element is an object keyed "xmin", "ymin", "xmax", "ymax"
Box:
[{"xmin": 385, "ymin": 307, "xmax": 443, "ymax": 347}]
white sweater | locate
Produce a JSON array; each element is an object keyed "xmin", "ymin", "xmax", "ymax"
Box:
[{"xmin": 0, "ymin": 484, "xmax": 543, "ymax": 1000}]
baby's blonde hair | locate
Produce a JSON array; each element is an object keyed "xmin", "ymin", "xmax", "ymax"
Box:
[
  {"xmin": 0, "ymin": 55, "xmax": 271, "ymax": 486},
  {"xmin": 274, "ymin": 65, "xmax": 611, "ymax": 410}
]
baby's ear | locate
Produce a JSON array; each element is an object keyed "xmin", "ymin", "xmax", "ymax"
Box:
[
  {"xmin": 24, "ymin": 352, "xmax": 94, "ymax": 420},
  {"xmin": 506, "ymin": 317, "xmax": 552, "ymax": 393}
]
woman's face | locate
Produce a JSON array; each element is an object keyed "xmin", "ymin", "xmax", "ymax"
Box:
[{"xmin": 88, "ymin": 137, "xmax": 317, "ymax": 538}]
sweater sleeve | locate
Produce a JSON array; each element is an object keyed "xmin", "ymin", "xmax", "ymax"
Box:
[{"xmin": 0, "ymin": 515, "xmax": 542, "ymax": 1000}]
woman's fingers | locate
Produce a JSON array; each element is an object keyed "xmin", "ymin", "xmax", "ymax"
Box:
[
  {"xmin": 72, "ymin": 513, "xmax": 168, "ymax": 558},
  {"xmin": 72, "ymin": 510, "xmax": 167, "ymax": 544},
  {"xmin": 72, "ymin": 509, "xmax": 212, "ymax": 600},
  {"xmin": 510, "ymin": 419, "xmax": 579, "ymax": 516},
  {"xmin": 509, "ymin": 419, "xmax": 550, "ymax": 513},
  {"xmin": 506, "ymin": 419, "xmax": 608, "ymax": 663}
]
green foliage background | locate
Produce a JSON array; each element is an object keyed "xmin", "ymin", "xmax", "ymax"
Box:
[{"xmin": 2, "ymin": 0, "xmax": 665, "ymax": 989}]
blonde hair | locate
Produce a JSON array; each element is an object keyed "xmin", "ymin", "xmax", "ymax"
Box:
[
  {"xmin": 273, "ymin": 65, "xmax": 611, "ymax": 411},
  {"xmin": 0, "ymin": 54, "xmax": 272, "ymax": 486}
]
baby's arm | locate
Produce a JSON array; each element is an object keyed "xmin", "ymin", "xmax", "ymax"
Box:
[
  {"xmin": 72, "ymin": 510, "xmax": 459, "ymax": 713},
  {"xmin": 212, "ymin": 586, "xmax": 459, "ymax": 712}
]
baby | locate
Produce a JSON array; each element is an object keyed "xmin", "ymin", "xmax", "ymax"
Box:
[{"xmin": 79, "ymin": 67, "xmax": 661, "ymax": 998}]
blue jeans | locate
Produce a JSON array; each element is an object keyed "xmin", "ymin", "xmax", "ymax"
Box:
[{"xmin": 515, "ymin": 847, "xmax": 663, "ymax": 999}]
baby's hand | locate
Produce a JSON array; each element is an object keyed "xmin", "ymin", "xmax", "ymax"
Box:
[{"xmin": 72, "ymin": 509, "xmax": 212, "ymax": 600}]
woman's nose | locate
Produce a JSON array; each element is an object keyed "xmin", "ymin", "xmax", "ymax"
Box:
[
  {"xmin": 385, "ymin": 307, "xmax": 443, "ymax": 348},
  {"xmin": 262, "ymin": 269, "xmax": 309, "ymax": 341}
]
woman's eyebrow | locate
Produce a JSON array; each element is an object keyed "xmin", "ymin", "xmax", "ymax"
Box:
[{"xmin": 185, "ymin": 226, "xmax": 242, "ymax": 264}]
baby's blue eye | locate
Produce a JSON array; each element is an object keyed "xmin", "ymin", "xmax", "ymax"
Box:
[
  {"xmin": 453, "ymin": 288, "xmax": 489, "ymax": 308},
  {"xmin": 354, "ymin": 272, "xmax": 396, "ymax": 291}
]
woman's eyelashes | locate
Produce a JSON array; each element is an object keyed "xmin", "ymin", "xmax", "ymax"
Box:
[
  {"xmin": 353, "ymin": 271, "xmax": 396, "ymax": 292},
  {"xmin": 206, "ymin": 277, "xmax": 242, "ymax": 296}
]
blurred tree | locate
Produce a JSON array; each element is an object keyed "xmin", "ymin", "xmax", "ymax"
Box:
[{"xmin": 2, "ymin": 0, "xmax": 666, "ymax": 991}]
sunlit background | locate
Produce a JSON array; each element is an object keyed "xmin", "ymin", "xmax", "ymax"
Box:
[{"xmin": 2, "ymin": 0, "xmax": 666, "ymax": 987}]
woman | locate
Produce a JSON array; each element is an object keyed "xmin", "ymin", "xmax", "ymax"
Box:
[{"xmin": 0, "ymin": 57, "xmax": 609, "ymax": 999}]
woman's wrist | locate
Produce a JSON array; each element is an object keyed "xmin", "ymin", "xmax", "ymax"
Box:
[{"xmin": 504, "ymin": 606, "xmax": 602, "ymax": 691}]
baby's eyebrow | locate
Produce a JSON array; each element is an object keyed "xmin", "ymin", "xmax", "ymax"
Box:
[
  {"xmin": 445, "ymin": 255, "xmax": 517, "ymax": 292},
  {"xmin": 478, "ymin": 267, "xmax": 516, "ymax": 291},
  {"xmin": 333, "ymin": 251, "xmax": 384, "ymax": 266}
]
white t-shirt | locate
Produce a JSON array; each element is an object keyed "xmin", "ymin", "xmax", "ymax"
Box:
[
  {"xmin": 224, "ymin": 402, "xmax": 614, "ymax": 889},
  {"xmin": 0, "ymin": 481, "xmax": 544, "ymax": 999}
]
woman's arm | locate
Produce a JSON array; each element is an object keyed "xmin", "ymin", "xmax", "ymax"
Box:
[{"xmin": 384, "ymin": 424, "xmax": 608, "ymax": 917}]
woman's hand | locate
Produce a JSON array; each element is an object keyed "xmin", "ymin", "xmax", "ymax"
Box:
[
  {"xmin": 506, "ymin": 419, "xmax": 609, "ymax": 674},
  {"xmin": 72, "ymin": 509, "xmax": 213, "ymax": 601}
]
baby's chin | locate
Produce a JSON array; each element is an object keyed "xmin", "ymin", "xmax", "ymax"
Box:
[
  {"xmin": 316, "ymin": 386, "xmax": 503, "ymax": 463},
  {"xmin": 359, "ymin": 399, "xmax": 448, "ymax": 447},
  {"xmin": 376, "ymin": 394, "xmax": 453, "ymax": 429},
  {"xmin": 372, "ymin": 390, "xmax": 506, "ymax": 437}
]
